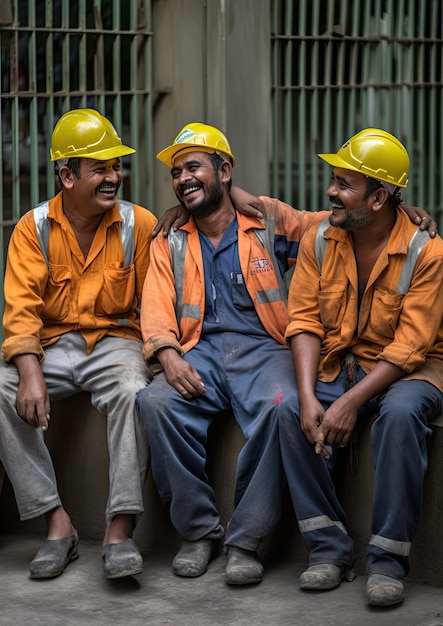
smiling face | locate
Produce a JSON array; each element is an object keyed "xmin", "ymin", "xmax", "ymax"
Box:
[
  {"xmin": 170, "ymin": 151, "xmax": 230, "ymax": 219},
  {"xmin": 60, "ymin": 157, "xmax": 123, "ymax": 217},
  {"xmin": 326, "ymin": 167, "xmax": 379, "ymax": 231}
]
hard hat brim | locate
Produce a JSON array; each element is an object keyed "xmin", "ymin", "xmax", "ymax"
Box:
[
  {"xmin": 317, "ymin": 152, "xmax": 408, "ymax": 188},
  {"xmin": 317, "ymin": 152, "xmax": 359, "ymax": 171},
  {"xmin": 157, "ymin": 144, "xmax": 236, "ymax": 168},
  {"xmin": 50, "ymin": 144, "xmax": 136, "ymax": 162}
]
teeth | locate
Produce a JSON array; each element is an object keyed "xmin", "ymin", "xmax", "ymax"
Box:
[{"xmin": 184, "ymin": 186, "xmax": 200, "ymax": 195}]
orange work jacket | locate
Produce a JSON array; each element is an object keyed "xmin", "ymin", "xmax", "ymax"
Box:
[
  {"xmin": 141, "ymin": 196, "xmax": 327, "ymax": 365},
  {"xmin": 2, "ymin": 192, "xmax": 157, "ymax": 362},
  {"xmin": 286, "ymin": 209, "xmax": 443, "ymax": 392}
]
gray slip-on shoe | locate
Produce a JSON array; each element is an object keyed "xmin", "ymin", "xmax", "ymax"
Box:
[
  {"xmin": 225, "ymin": 547, "xmax": 263, "ymax": 585},
  {"xmin": 102, "ymin": 538, "xmax": 143, "ymax": 579},
  {"xmin": 29, "ymin": 531, "xmax": 79, "ymax": 579},
  {"xmin": 300, "ymin": 563, "xmax": 356, "ymax": 590},
  {"xmin": 367, "ymin": 573, "xmax": 405, "ymax": 606},
  {"xmin": 172, "ymin": 539, "xmax": 217, "ymax": 577}
]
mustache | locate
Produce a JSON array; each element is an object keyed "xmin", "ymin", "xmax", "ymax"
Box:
[
  {"xmin": 330, "ymin": 196, "xmax": 344, "ymax": 207},
  {"xmin": 179, "ymin": 182, "xmax": 202, "ymax": 194}
]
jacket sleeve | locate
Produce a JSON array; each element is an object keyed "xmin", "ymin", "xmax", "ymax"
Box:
[
  {"xmin": 260, "ymin": 196, "xmax": 329, "ymax": 271},
  {"xmin": 140, "ymin": 233, "xmax": 184, "ymax": 363},
  {"xmin": 2, "ymin": 213, "xmax": 49, "ymax": 362}
]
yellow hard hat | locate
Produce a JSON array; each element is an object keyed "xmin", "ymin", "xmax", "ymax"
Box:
[
  {"xmin": 318, "ymin": 128, "xmax": 409, "ymax": 188},
  {"xmin": 157, "ymin": 122, "xmax": 236, "ymax": 168},
  {"xmin": 50, "ymin": 108, "xmax": 136, "ymax": 161}
]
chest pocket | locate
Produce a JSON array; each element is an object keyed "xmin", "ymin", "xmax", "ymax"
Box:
[
  {"xmin": 34, "ymin": 200, "xmax": 136, "ymax": 322},
  {"xmin": 317, "ymin": 278, "xmax": 347, "ymax": 329},
  {"xmin": 231, "ymin": 250, "xmax": 254, "ymax": 310},
  {"xmin": 98, "ymin": 263, "xmax": 136, "ymax": 316},
  {"xmin": 369, "ymin": 287, "xmax": 405, "ymax": 340},
  {"xmin": 42, "ymin": 264, "xmax": 73, "ymax": 320}
]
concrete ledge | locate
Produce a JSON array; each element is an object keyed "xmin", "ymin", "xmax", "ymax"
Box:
[{"xmin": 1, "ymin": 394, "xmax": 442, "ymax": 586}]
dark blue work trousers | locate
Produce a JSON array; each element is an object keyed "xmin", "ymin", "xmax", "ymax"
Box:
[
  {"xmin": 278, "ymin": 364, "xmax": 443, "ymax": 579},
  {"xmin": 136, "ymin": 332, "xmax": 296, "ymax": 551}
]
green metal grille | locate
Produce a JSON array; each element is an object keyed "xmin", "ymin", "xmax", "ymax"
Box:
[
  {"xmin": 0, "ymin": 0, "xmax": 153, "ymax": 310},
  {"xmin": 271, "ymin": 0, "xmax": 443, "ymax": 230}
]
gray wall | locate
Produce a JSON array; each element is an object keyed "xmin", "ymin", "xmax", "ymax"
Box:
[{"xmin": 151, "ymin": 0, "xmax": 270, "ymax": 215}]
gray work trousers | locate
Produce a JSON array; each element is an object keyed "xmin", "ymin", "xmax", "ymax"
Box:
[{"xmin": 0, "ymin": 333, "xmax": 150, "ymax": 525}]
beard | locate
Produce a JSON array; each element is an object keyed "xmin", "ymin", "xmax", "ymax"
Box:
[
  {"xmin": 330, "ymin": 198, "xmax": 376, "ymax": 231},
  {"xmin": 177, "ymin": 175, "xmax": 225, "ymax": 219}
]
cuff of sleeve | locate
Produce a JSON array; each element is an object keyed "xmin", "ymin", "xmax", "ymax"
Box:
[
  {"xmin": 142, "ymin": 335, "xmax": 184, "ymax": 363},
  {"xmin": 2, "ymin": 336, "xmax": 44, "ymax": 363},
  {"xmin": 378, "ymin": 345, "xmax": 425, "ymax": 373}
]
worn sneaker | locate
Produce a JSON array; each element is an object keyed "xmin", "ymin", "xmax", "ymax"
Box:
[
  {"xmin": 102, "ymin": 538, "xmax": 143, "ymax": 579},
  {"xmin": 366, "ymin": 573, "xmax": 405, "ymax": 606},
  {"xmin": 29, "ymin": 531, "xmax": 79, "ymax": 579},
  {"xmin": 300, "ymin": 564, "xmax": 355, "ymax": 590},
  {"xmin": 225, "ymin": 547, "xmax": 263, "ymax": 585},
  {"xmin": 172, "ymin": 539, "xmax": 217, "ymax": 577}
]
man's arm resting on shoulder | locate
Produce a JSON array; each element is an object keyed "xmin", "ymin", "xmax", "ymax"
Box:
[
  {"xmin": 13, "ymin": 353, "xmax": 51, "ymax": 431},
  {"xmin": 152, "ymin": 186, "xmax": 264, "ymax": 237},
  {"xmin": 401, "ymin": 205, "xmax": 438, "ymax": 237},
  {"xmin": 155, "ymin": 347, "xmax": 206, "ymax": 399}
]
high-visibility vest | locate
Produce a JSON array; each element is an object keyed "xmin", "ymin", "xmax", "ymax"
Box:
[
  {"xmin": 314, "ymin": 218, "xmax": 431, "ymax": 294},
  {"xmin": 168, "ymin": 214, "xmax": 290, "ymax": 325},
  {"xmin": 33, "ymin": 199, "xmax": 135, "ymax": 267}
]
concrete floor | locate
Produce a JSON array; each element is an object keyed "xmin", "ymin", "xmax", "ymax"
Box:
[{"xmin": 1, "ymin": 535, "xmax": 443, "ymax": 626}]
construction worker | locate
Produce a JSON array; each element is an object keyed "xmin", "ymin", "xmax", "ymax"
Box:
[
  {"xmin": 0, "ymin": 108, "xmax": 156, "ymax": 579},
  {"xmin": 134, "ymin": 121, "xmax": 347, "ymax": 586},
  {"xmin": 278, "ymin": 129, "xmax": 443, "ymax": 606}
]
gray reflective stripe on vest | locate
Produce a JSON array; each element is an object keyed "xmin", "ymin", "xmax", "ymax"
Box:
[
  {"xmin": 167, "ymin": 217, "xmax": 288, "ymax": 325},
  {"xmin": 33, "ymin": 199, "xmax": 135, "ymax": 268},
  {"xmin": 33, "ymin": 200, "xmax": 135, "ymax": 326},
  {"xmin": 33, "ymin": 201, "xmax": 50, "ymax": 266},
  {"xmin": 314, "ymin": 219, "xmax": 431, "ymax": 294},
  {"xmin": 397, "ymin": 228, "xmax": 431, "ymax": 294},
  {"xmin": 253, "ymin": 214, "xmax": 289, "ymax": 306},
  {"xmin": 117, "ymin": 199, "xmax": 136, "ymax": 267},
  {"xmin": 168, "ymin": 229, "xmax": 201, "ymax": 324}
]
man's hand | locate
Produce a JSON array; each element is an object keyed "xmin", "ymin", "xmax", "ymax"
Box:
[
  {"xmin": 157, "ymin": 348, "xmax": 206, "ymax": 399},
  {"xmin": 14, "ymin": 354, "xmax": 51, "ymax": 430},
  {"xmin": 299, "ymin": 396, "xmax": 331, "ymax": 459},
  {"xmin": 319, "ymin": 395, "xmax": 359, "ymax": 449},
  {"xmin": 230, "ymin": 186, "xmax": 264, "ymax": 218},
  {"xmin": 401, "ymin": 205, "xmax": 438, "ymax": 238},
  {"xmin": 152, "ymin": 204, "xmax": 189, "ymax": 237}
]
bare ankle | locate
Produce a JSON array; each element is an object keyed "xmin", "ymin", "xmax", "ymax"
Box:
[
  {"xmin": 103, "ymin": 514, "xmax": 134, "ymax": 545},
  {"xmin": 45, "ymin": 506, "xmax": 75, "ymax": 539}
]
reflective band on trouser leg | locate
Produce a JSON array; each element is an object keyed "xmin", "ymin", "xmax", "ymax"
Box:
[
  {"xmin": 369, "ymin": 534, "xmax": 411, "ymax": 557},
  {"xmin": 298, "ymin": 515, "xmax": 348, "ymax": 536}
]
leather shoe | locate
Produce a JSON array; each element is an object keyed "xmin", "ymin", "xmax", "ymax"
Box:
[
  {"xmin": 29, "ymin": 531, "xmax": 79, "ymax": 579},
  {"xmin": 367, "ymin": 573, "xmax": 405, "ymax": 606},
  {"xmin": 300, "ymin": 564, "xmax": 355, "ymax": 590},
  {"xmin": 172, "ymin": 539, "xmax": 217, "ymax": 577},
  {"xmin": 225, "ymin": 547, "xmax": 263, "ymax": 585},
  {"xmin": 102, "ymin": 538, "xmax": 143, "ymax": 579}
]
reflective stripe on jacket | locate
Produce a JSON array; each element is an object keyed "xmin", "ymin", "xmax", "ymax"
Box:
[
  {"xmin": 2, "ymin": 192, "xmax": 157, "ymax": 361},
  {"xmin": 141, "ymin": 196, "xmax": 327, "ymax": 364},
  {"xmin": 285, "ymin": 210, "xmax": 443, "ymax": 391}
]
